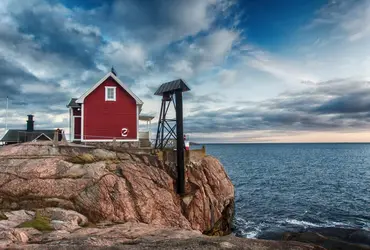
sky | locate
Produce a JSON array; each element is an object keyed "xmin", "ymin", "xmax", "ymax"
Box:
[{"xmin": 1, "ymin": 0, "xmax": 370, "ymax": 143}]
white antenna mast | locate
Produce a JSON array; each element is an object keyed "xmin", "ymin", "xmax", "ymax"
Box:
[{"xmin": 5, "ymin": 96, "xmax": 8, "ymax": 131}]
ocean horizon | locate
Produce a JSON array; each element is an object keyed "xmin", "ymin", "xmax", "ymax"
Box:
[{"xmin": 199, "ymin": 142, "xmax": 370, "ymax": 145}]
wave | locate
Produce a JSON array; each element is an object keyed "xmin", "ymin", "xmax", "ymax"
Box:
[
  {"xmin": 237, "ymin": 227, "xmax": 262, "ymax": 239},
  {"xmin": 235, "ymin": 216, "xmax": 252, "ymax": 226},
  {"xmin": 285, "ymin": 219, "xmax": 321, "ymax": 228},
  {"xmin": 329, "ymin": 221, "xmax": 351, "ymax": 227},
  {"xmin": 234, "ymin": 215, "xmax": 369, "ymax": 240},
  {"xmin": 245, "ymin": 230, "xmax": 261, "ymax": 238},
  {"xmin": 283, "ymin": 218, "xmax": 355, "ymax": 228},
  {"xmin": 234, "ymin": 216, "xmax": 263, "ymax": 239}
]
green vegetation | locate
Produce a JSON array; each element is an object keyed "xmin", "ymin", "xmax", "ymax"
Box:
[
  {"xmin": 17, "ymin": 211, "xmax": 53, "ymax": 232},
  {"xmin": 66, "ymin": 153, "xmax": 97, "ymax": 164},
  {"xmin": 0, "ymin": 211, "xmax": 8, "ymax": 220},
  {"xmin": 66, "ymin": 153, "xmax": 121, "ymax": 164}
]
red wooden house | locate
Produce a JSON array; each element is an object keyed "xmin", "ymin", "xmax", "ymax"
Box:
[{"xmin": 67, "ymin": 71, "xmax": 147, "ymax": 142}]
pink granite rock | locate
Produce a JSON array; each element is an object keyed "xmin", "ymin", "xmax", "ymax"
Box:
[
  {"xmin": 0, "ymin": 143, "xmax": 233, "ymax": 233},
  {"xmin": 0, "ymin": 220, "xmax": 323, "ymax": 250}
]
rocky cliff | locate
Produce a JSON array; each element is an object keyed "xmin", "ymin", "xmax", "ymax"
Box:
[
  {"xmin": 0, "ymin": 142, "xmax": 323, "ymax": 249},
  {"xmin": 0, "ymin": 142, "xmax": 234, "ymax": 232}
]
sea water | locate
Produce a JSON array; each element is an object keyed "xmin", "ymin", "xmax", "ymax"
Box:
[{"xmin": 205, "ymin": 143, "xmax": 370, "ymax": 238}]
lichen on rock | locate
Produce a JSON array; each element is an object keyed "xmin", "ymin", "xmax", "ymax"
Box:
[
  {"xmin": 203, "ymin": 200, "xmax": 234, "ymax": 236},
  {"xmin": 17, "ymin": 211, "xmax": 53, "ymax": 232},
  {"xmin": 0, "ymin": 211, "xmax": 8, "ymax": 220}
]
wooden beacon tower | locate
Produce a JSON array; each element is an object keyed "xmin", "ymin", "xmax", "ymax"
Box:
[{"xmin": 154, "ymin": 79, "xmax": 190, "ymax": 194}]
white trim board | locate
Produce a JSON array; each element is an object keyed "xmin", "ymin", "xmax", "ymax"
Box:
[
  {"xmin": 105, "ymin": 86, "xmax": 117, "ymax": 101},
  {"xmin": 69, "ymin": 108, "xmax": 72, "ymax": 141},
  {"xmin": 81, "ymin": 103, "xmax": 84, "ymax": 141},
  {"xmin": 136, "ymin": 105, "xmax": 139, "ymax": 140},
  {"xmin": 0, "ymin": 129, "xmax": 9, "ymax": 141},
  {"xmin": 32, "ymin": 133, "xmax": 52, "ymax": 142},
  {"xmin": 81, "ymin": 139, "xmax": 139, "ymax": 142},
  {"xmin": 76, "ymin": 72, "xmax": 143, "ymax": 105}
]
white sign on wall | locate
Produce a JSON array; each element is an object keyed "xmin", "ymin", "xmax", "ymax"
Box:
[{"xmin": 121, "ymin": 128, "xmax": 128, "ymax": 137}]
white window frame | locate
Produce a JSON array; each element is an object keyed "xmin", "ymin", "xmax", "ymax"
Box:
[{"xmin": 105, "ymin": 86, "xmax": 116, "ymax": 101}]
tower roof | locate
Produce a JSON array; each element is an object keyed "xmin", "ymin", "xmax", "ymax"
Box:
[{"xmin": 154, "ymin": 79, "xmax": 190, "ymax": 96}]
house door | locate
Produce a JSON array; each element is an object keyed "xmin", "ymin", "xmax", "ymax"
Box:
[{"xmin": 74, "ymin": 117, "xmax": 81, "ymax": 140}]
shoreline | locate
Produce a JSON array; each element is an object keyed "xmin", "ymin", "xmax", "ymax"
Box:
[
  {"xmin": 238, "ymin": 226, "xmax": 370, "ymax": 249},
  {"xmin": 234, "ymin": 220, "xmax": 370, "ymax": 239}
]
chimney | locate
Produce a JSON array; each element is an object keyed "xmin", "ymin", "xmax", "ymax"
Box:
[{"xmin": 27, "ymin": 115, "xmax": 34, "ymax": 132}]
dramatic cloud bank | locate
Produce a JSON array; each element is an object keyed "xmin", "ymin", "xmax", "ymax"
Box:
[{"xmin": 1, "ymin": 0, "xmax": 370, "ymax": 142}]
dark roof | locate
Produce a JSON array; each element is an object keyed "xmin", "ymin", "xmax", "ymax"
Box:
[
  {"xmin": 154, "ymin": 79, "xmax": 190, "ymax": 96},
  {"xmin": 33, "ymin": 133, "xmax": 52, "ymax": 141},
  {"xmin": 66, "ymin": 98, "xmax": 80, "ymax": 108},
  {"xmin": 0, "ymin": 130, "xmax": 56, "ymax": 142}
]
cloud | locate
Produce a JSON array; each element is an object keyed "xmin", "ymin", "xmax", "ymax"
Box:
[
  {"xmin": 170, "ymin": 60, "xmax": 194, "ymax": 77},
  {"xmin": 313, "ymin": 90, "xmax": 370, "ymax": 114},
  {"xmin": 242, "ymin": 46, "xmax": 318, "ymax": 86},
  {"xmin": 7, "ymin": 0, "xmax": 103, "ymax": 72},
  {"xmin": 101, "ymin": 41, "xmax": 148, "ymax": 73},
  {"xmin": 90, "ymin": 0, "xmax": 235, "ymax": 46},
  {"xmin": 196, "ymin": 29, "xmax": 239, "ymax": 67},
  {"xmin": 184, "ymin": 79, "xmax": 370, "ymax": 137},
  {"xmin": 161, "ymin": 29, "xmax": 239, "ymax": 79},
  {"xmin": 0, "ymin": 57, "xmax": 30, "ymax": 98},
  {"xmin": 218, "ymin": 69, "xmax": 237, "ymax": 86},
  {"xmin": 184, "ymin": 92, "xmax": 224, "ymax": 104},
  {"xmin": 306, "ymin": 0, "xmax": 370, "ymax": 42}
]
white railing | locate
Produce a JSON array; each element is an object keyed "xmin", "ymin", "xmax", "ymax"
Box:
[{"xmin": 139, "ymin": 131, "xmax": 150, "ymax": 139}]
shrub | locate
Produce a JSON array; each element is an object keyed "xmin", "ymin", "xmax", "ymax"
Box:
[
  {"xmin": 0, "ymin": 211, "xmax": 7, "ymax": 220},
  {"xmin": 17, "ymin": 211, "xmax": 53, "ymax": 232}
]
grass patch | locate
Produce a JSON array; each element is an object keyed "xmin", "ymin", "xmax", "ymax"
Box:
[
  {"xmin": 0, "ymin": 211, "xmax": 8, "ymax": 220},
  {"xmin": 17, "ymin": 211, "xmax": 53, "ymax": 232},
  {"xmin": 66, "ymin": 153, "xmax": 97, "ymax": 164}
]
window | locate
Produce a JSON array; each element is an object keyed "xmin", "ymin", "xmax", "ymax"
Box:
[{"xmin": 105, "ymin": 87, "xmax": 116, "ymax": 101}]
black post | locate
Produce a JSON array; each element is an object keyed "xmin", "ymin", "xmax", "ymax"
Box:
[
  {"xmin": 161, "ymin": 99, "xmax": 166, "ymax": 149},
  {"xmin": 175, "ymin": 90, "xmax": 185, "ymax": 195},
  {"xmin": 155, "ymin": 100, "xmax": 164, "ymax": 149}
]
